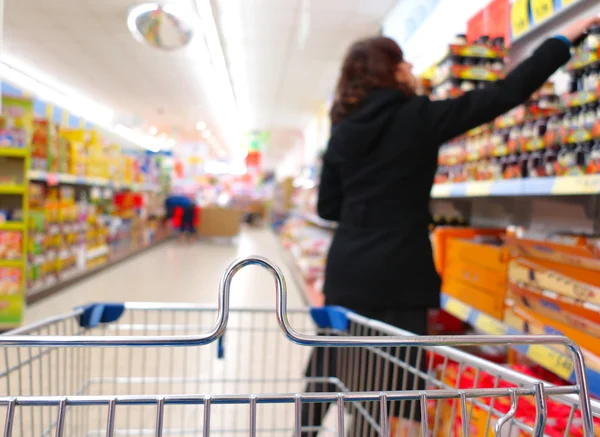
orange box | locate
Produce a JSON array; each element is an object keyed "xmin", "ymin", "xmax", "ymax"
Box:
[
  {"xmin": 432, "ymin": 227, "xmax": 504, "ymax": 276},
  {"xmin": 445, "ymin": 256, "xmax": 506, "ymax": 296},
  {"xmin": 445, "ymin": 238, "xmax": 509, "ymax": 275},
  {"xmin": 444, "ymin": 277, "xmax": 505, "ymax": 320}
]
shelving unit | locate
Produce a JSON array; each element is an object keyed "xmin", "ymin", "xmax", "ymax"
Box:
[
  {"xmin": 431, "ymin": 175, "xmax": 600, "ymax": 198},
  {"xmin": 0, "ymin": 97, "xmax": 32, "ymax": 329},
  {"xmin": 441, "ymin": 293, "xmax": 600, "ymax": 397},
  {"xmin": 28, "ymin": 170, "xmax": 161, "ymax": 192}
]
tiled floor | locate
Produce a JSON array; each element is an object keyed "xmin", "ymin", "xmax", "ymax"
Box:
[{"xmin": 24, "ymin": 228, "xmax": 307, "ymax": 324}]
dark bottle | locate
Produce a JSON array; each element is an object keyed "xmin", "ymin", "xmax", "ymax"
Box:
[
  {"xmin": 528, "ymin": 151, "xmax": 545, "ymax": 177},
  {"xmin": 543, "ymin": 145, "xmax": 559, "ymax": 176},
  {"xmin": 574, "ymin": 142, "xmax": 591, "ymax": 175},
  {"xmin": 518, "ymin": 152, "xmax": 529, "ymax": 178}
]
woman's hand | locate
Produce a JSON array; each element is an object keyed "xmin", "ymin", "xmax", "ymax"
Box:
[{"xmin": 562, "ymin": 16, "xmax": 600, "ymax": 43}]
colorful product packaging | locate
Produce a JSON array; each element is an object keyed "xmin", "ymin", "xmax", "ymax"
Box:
[
  {"xmin": 0, "ymin": 231, "xmax": 22, "ymax": 260},
  {"xmin": 0, "ymin": 267, "xmax": 22, "ymax": 296}
]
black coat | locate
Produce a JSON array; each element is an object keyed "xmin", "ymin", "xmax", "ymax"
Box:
[{"xmin": 318, "ymin": 37, "xmax": 571, "ymax": 310}]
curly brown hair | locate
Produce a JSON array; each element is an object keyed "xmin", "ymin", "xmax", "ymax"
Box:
[{"xmin": 330, "ymin": 36, "xmax": 414, "ymax": 125}]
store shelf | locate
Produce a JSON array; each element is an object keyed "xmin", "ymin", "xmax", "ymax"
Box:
[
  {"xmin": 0, "ymin": 185, "xmax": 26, "ymax": 195},
  {"xmin": 0, "ymin": 259, "xmax": 24, "ymax": 268},
  {"xmin": 299, "ymin": 212, "xmax": 337, "ymax": 230},
  {"xmin": 26, "ymin": 236, "xmax": 171, "ymax": 304},
  {"xmin": 28, "ymin": 170, "xmax": 161, "ymax": 192},
  {"xmin": 510, "ymin": 0, "xmax": 594, "ymax": 49},
  {"xmin": 0, "ymin": 148, "xmax": 27, "ymax": 158},
  {"xmin": 0, "ymin": 222, "xmax": 25, "ymax": 231},
  {"xmin": 431, "ymin": 175, "xmax": 600, "ymax": 199},
  {"xmin": 278, "ymin": 240, "xmax": 324, "ymax": 307},
  {"xmin": 86, "ymin": 245, "xmax": 109, "ymax": 260},
  {"xmin": 441, "ymin": 293, "xmax": 600, "ymax": 396}
]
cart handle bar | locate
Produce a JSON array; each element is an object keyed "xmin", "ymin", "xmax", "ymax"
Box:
[{"xmin": 0, "ymin": 256, "xmax": 594, "ymax": 436}]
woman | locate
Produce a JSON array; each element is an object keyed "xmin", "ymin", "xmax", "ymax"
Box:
[{"xmin": 302, "ymin": 17, "xmax": 599, "ymax": 437}]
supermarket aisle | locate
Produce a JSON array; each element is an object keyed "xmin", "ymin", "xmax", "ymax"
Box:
[{"xmin": 24, "ymin": 228, "xmax": 306, "ymax": 324}]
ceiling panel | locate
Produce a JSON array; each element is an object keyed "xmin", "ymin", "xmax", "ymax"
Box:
[{"xmin": 4, "ymin": 0, "xmax": 397, "ymax": 156}]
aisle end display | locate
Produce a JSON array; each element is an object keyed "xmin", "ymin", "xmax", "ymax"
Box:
[
  {"xmin": 0, "ymin": 97, "xmax": 33, "ymax": 328},
  {"xmin": 0, "ymin": 87, "xmax": 171, "ymax": 319}
]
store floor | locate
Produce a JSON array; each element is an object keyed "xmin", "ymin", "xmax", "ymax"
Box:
[
  {"xmin": 24, "ymin": 228, "xmax": 306, "ymax": 324},
  {"xmin": 14, "ymin": 229, "xmax": 342, "ymax": 435}
]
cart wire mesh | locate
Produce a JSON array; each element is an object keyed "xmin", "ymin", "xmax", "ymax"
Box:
[{"xmin": 0, "ymin": 256, "xmax": 598, "ymax": 437}]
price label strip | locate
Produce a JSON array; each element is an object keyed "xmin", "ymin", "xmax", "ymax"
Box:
[
  {"xmin": 441, "ymin": 293, "xmax": 600, "ymax": 396},
  {"xmin": 527, "ymin": 344, "xmax": 574, "ymax": 380},
  {"xmin": 531, "ymin": 0, "xmax": 554, "ymax": 24},
  {"xmin": 552, "ymin": 175, "xmax": 600, "ymax": 195}
]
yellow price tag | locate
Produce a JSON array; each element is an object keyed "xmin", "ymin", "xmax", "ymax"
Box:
[
  {"xmin": 531, "ymin": 0, "xmax": 554, "ymax": 24},
  {"xmin": 445, "ymin": 298, "xmax": 471, "ymax": 322},
  {"xmin": 474, "ymin": 314, "xmax": 507, "ymax": 335},
  {"xmin": 511, "ymin": 0, "xmax": 530, "ymax": 39},
  {"xmin": 551, "ymin": 175, "xmax": 600, "ymax": 195},
  {"xmin": 431, "ymin": 184, "xmax": 452, "ymax": 198},
  {"xmin": 527, "ymin": 345, "xmax": 574, "ymax": 380},
  {"xmin": 465, "ymin": 182, "xmax": 492, "ymax": 197}
]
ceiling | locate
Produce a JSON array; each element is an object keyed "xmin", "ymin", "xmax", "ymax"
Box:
[{"xmin": 4, "ymin": 0, "xmax": 397, "ymax": 163}]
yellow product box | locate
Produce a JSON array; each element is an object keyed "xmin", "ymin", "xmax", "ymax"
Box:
[
  {"xmin": 506, "ymin": 234, "xmax": 600, "ymax": 272},
  {"xmin": 504, "ymin": 303, "xmax": 600, "ymax": 361},
  {"xmin": 508, "ymin": 259, "xmax": 600, "ymax": 307},
  {"xmin": 507, "ymin": 282, "xmax": 600, "ymax": 338}
]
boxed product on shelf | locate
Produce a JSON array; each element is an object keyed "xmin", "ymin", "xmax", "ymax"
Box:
[
  {"xmin": 0, "ymin": 97, "xmax": 33, "ymax": 149},
  {"xmin": 503, "ymin": 304, "xmax": 600, "ymax": 380},
  {"xmin": 0, "ymin": 230, "xmax": 22, "ymax": 260},
  {"xmin": 507, "ymin": 256, "xmax": 600, "ymax": 306},
  {"xmin": 0, "ymin": 267, "xmax": 22, "ymax": 296},
  {"xmin": 507, "ymin": 233, "xmax": 600, "ymax": 271},
  {"xmin": 507, "ymin": 281, "xmax": 600, "ymax": 338},
  {"xmin": 433, "ymin": 227, "xmax": 508, "ymax": 319},
  {"xmin": 31, "ymin": 119, "xmax": 51, "ymax": 171}
]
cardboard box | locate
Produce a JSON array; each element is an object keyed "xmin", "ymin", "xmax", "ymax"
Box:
[
  {"xmin": 507, "ymin": 281, "xmax": 600, "ymax": 337},
  {"xmin": 432, "ymin": 228, "xmax": 504, "ymax": 276},
  {"xmin": 508, "ymin": 259, "xmax": 600, "ymax": 307},
  {"xmin": 198, "ymin": 207, "xmax": 244, "ymax": 238},
  {"xmin": 443, "ymin": 276, "xmax": 505, "ymax": 320},
  {"xmin": 505, "ymin": 303, "xmax": 600, "ymax": 359}
]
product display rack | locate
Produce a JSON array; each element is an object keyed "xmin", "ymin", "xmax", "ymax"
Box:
[
  {"xmin": 28, "ymin": 170, "xmax": 161, "ymax": 192},
  {"xmin": 441, "ymin": 292, "xmax": 600, "ymax": 397},
  {"xmin": 0, "ymin": 89, "xmax": 171, "ymax": 313},
  {"xmin": 431, "ymin": 174, "xmax": 600, "ymax": 197},
  {"xmin": 0, "ymin": 97, "xmax": 32, "ymax": 329}
]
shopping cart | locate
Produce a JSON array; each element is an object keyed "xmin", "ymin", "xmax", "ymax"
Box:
[{"xmin": 0, "ymin": 256, "xmax": 598, "ymax": 437}]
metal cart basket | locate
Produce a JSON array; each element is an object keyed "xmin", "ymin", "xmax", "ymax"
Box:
[{"xmin": 0, "ymin": 256, "xmax": 598, "ymax": 437}]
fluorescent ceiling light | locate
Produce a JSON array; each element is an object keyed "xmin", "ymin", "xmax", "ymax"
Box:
[
  {"xmin": 298, "ymin": 0, "xmax": 311, "ymax": 50},
  {"xmin": 149, "ymin": 126, "xmax": 158, "ymax": 135},
  {"xmin": 193, "ymin": 0, "xmax": 244, "ymax": 147},
  {"xmin": 202, "ymin": 130, "xmax": 212, "ymax": 138},
  {"xmin": 114, "ymin": 124, "xmax": 165, "ymax": 153},
  {"xmin": 0, "ymin": 61, "xmax": 114, "ymax": 127},
  {"xmin": 196, "ymin": 121, "xmax": 207, "ymax": 131},
  {"xmin": 3, "ymin": 48, "xmax": 177, "ymax": 154}
]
